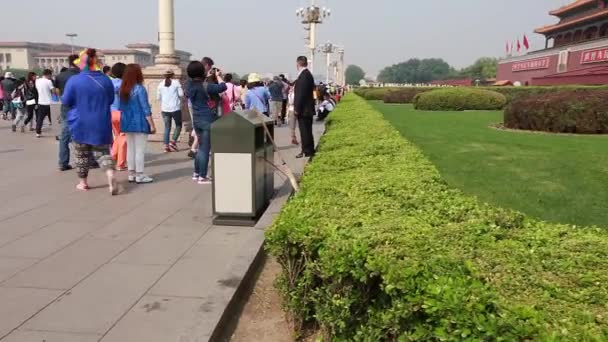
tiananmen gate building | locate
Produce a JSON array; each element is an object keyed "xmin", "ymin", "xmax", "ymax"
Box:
[{"xmin": 498, "ymin": 0, "xmax": 608, "ymax": 85}]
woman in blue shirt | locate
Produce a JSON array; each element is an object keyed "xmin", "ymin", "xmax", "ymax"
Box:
[
  {"xmin": 62, "ymin": 48, "xmax": 117, "ymax": 195},
  {"xmin": 244, "ymin": 73, "xmax": 271, "ymax": 115},
  {"xmin": 185, "ymin": 61, "xmax": 227, "ymax": 184},
  {"xmin": 119, "ymin": 64, "xmax": 157, "ymax": 184}
]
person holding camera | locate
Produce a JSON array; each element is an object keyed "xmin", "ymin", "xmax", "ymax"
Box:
[{"xmin": 185, "ymin": 60, "xmax": 227, "ymax": 185}]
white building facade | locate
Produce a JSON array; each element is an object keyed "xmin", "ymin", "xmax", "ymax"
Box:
[{"xmin": 0, "ymin": 42, "xmax": 192, "ymax": 74}]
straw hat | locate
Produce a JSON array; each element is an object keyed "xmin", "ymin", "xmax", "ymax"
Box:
[
  {"xmin": 248, "ymin": 73, "xmax": 262, "ymax": 83},
  {"xmin": 164, "ymin": 70, "xmax": 175, "ymax": 76}
]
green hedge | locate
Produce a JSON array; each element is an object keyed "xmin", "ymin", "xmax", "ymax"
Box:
[
  {"xmin": 353, "ymin": 87, "xmax": 396, "ymax": 101},
  {"xmin": 383, "ymin": 88, "xmax": 434, "ymax": 104},
  {"xmin": 355, "ymin": 86, "xmax": 608, "ymax": 105},
  {"xmin": 504, "ymin": 89, "xmax": 608, "ymax": 134},
  {"xmin": 266, "ymin": 94, "xmax": 608, "ymax": 341},
  {"xmin": 488, "ymin": 85, "xmax": 608, "ymax": 103},
  {"xmin": 413, "ymin": 88, "xmax": 507, "ymax": 111}
]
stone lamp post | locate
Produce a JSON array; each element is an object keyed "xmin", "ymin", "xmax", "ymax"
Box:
[{"xmin": 144, "ymin": 0, "xmax": 190, "ymax": 141}]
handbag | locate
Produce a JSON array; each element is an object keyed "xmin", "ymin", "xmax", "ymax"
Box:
[
  {"xmin": 11, "ymin": 89, "xmax": 24, "ymax": 109},
  {"xmin": 11, "ymin": 98, "xmax": 24, "ymax": 109}
]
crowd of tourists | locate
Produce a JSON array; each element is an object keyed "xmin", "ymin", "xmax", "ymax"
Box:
[{"xmin": 0, "ymin": 48, "xmax": 343, "ymax": 194}]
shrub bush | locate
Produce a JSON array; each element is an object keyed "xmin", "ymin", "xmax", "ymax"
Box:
[
  {"xmin": 487, "ymin": 85, "xmax": 608, "ymax": 103},
  {"xmin": 355, "ymin": 88, "xmax": 393, "ymax": 101},
  {"xmin": 504, "ymin": 89, "xmax": 608, "ymax": 134},
  {"xmin": 382, "ymin": 88, "xmax": 434, "ymax": 104},
  {"xmin": 413, "ymin": 88, "xmax": 507, "ymax": 111},
  {"xmin": 266, "ymin": 94, "xmax": 608, "ymax": 341}
]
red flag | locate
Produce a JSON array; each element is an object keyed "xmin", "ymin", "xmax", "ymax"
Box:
[
  {"xmin": 523, "ymin": 34, "xmax": 530, "ymax": 50},
  {"xmin": 517, "ymin": 39, "xmax": 522, "ymax": 52}
]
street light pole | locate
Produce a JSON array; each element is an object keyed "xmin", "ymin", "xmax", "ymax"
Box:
[
  {"xmin": 296, "ymin": 0, "xmax": 330, "ymax": 74},
  {"xmin": 319, "ymin": 42, "xmax": 336, "ymax": 84},
  {"xmin": 66, "ymin": 33, "xmax": 78, "ymax": 54}
]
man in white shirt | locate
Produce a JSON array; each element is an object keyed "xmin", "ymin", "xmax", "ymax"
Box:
[
  {"xmin": 317, "ymin": 93, "xmax": 335, "ymax": 121},
  {"xmin": 35, "ymin": 69, "xmax": 56, "ymax": 137},
  {"xmin": 157, "ymin": 70, "xmax": 184, "ymax": 152}
]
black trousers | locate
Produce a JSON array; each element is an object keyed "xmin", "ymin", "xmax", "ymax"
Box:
[
  {"xmin": 281, "ymin": 99, "xmax": 288, "ymax": 120},
  {"xmin": 297, "ymin": 116, "xmax": 315, "ymax": 156},
  {"xmin": 36, "ymin": 105, "xmax": 51, "ymax": 134},
  {"xmin": 317, "ymin": 109, "xmax": 331, "ymax": 121},
  {"xmin": 24, "ymin": 104, "xmax": 36, "ymax": 126}
]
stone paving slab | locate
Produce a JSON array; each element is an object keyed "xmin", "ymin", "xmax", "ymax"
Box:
[
  {"xmin": 2, "ymin": 331, "xmax": 100, "ymax": 342},
  {"xmin": 0, "ymin": 106, "xmax": 325, "ymax": 341}
]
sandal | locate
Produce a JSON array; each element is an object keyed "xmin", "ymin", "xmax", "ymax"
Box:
[{"xmin": 76, "ymin": 184, "xmax": 90, "ymax": 191}]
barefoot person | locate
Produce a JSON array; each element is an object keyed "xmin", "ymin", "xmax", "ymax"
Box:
[{"xmin": 61, "ymin": 48, "xmax": 117, "ymax": 195}]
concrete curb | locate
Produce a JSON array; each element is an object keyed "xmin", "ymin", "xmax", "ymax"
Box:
[
  {"xmin": 209, "ymin": 122, "xmax": 326, "ymax": 342},
  {"xmin": 208, "ymin": 179, "xmax": 294, "ymax": 342}
]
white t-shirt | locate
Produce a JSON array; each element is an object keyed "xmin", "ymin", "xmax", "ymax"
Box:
[
  {"xmin": 157, "ymin": 79, "xmax": 184, "ymax": 113},
  {"xmin": 319, "ymin": 100, "xmax": 334, "ymax": 112},
  {"xmin": 36, "ymin": 77, "xmax": 55, "ymax": 106}
]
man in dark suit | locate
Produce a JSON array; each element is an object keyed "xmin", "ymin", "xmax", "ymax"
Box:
[{"xmin": 294, "ymin": 56, "xmax": 316, "ymax": 158}]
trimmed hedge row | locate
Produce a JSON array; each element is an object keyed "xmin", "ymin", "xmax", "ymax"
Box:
[
  {"xmin": 353, "ymin": 87, "xmax": 395, "ymax": 101},
  {"xmin": 504, "ymin": 89, "xmax": 608, "ymax": 134},
  {"xmin": 383, "ymin": 88, "xmax": 434, "ymax": 104},
  {"xmin": 414, "ymin": 88, "xmax": 507, "ymax": 111},
  {"xmin": 355, "ymin": 85, "xmax": 608, "ymax": 104},
  {"xmin": 266, "ymin": 94, "xmax": 608, "ymax": 341}
]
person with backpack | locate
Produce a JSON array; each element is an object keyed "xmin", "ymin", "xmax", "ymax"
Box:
[{"xmin": 10, "ymin": 78, "xmax": 27, "ymax": 132}]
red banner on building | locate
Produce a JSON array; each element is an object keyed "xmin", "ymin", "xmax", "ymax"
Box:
[
  {"xmin": 581, "ymin": 48, "xmax": 608, "ymax": 64},
  {"xmin": 512, "ymin": 57, "xmax": 550, "ymax": 72}
]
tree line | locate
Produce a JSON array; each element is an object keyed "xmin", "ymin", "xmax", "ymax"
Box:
[{"xmin": 345, "ymin": 57, "xmax": 498, "ymax": 85}]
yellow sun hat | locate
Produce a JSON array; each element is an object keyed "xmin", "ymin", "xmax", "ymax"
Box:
[{"xmin": 247, "ymin": 73, "xmax": 262, "ymax": 83}]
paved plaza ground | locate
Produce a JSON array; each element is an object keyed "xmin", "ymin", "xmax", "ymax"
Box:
[{"xmin": 0, "ymin": 107, "xmax": 322, "ymax": 342}]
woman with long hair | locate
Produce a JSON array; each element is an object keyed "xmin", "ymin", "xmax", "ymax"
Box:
[
  {"xmin": 23, "ymin": 72, "xmax": 38, "ymax": 131},
  {"xmin": 119, "ymin": 64, "xmax": 156, "ymax": 184},
  {"xmin": 157, "ymin": 70, "xmax": 184, "ymax": 153},
  {"xmin": 61, "ymin": 48, "xmax": 117, "ymax": 194}
]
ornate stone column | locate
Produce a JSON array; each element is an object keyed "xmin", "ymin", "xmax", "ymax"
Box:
[{"xmin": 143, "ymin": 0, "xmax": 191, "ymax": 142}]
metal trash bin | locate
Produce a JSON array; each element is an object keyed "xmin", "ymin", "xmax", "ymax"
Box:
[{"xmin": 210, "ymin": 110, "xmax": 275, "ymax": 226}]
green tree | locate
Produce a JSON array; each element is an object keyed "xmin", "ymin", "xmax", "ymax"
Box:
[
  {"xmin": 345, "ymin": 65, "xmax": 366, "ymax": 85},
  {"xmin": 458, "ymin": 57, "xmax": 498, "ymax": 80},
  {"xmin": 377, "ymin": 58, "xmax": 451, "ymax": 84}
]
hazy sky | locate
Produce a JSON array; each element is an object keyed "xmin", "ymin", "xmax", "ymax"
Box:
[{"xmin": 1, "ymin": 0, "xmax": 567, "ymax": 78}]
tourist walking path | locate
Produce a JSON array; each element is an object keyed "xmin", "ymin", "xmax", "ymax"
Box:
[{"xmin": 0, "ymin": 109, "xmax": 323, "ymax": 342}]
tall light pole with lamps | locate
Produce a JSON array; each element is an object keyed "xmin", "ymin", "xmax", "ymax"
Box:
[
  {"xmin": 66, "ymin": 33, "xmax": 78, "ymax": 54},
  {"xmin": 318, "ymin": 41, "xmax": 337, "ymax": 84},
  {"xmin": 296, "ymin": 0, "xmax": 330, "ymax": 73}
]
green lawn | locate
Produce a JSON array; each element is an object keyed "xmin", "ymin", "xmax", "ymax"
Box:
[{"xmin": 372, "ymin": 102, "xmax": 608, "ymax": 227}]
